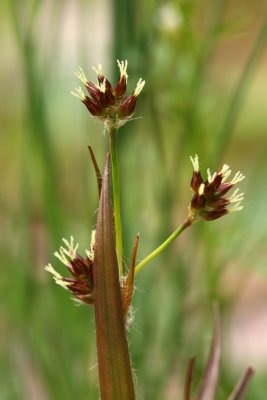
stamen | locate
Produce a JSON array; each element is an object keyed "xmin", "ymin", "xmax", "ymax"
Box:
[
  {"xmin": 62, "ymin": 236, "xmax": 79, "ymax": 259},
  {"xmin": 92, "ymin": 63, "xmax": 103, "ymax": 76},
  {"xmin": 230, "ymin": 202, "xmax": 244, "ymax": 212},
  {"xmin": 229, "ymin": 188, "xmax": 244, "ymax": 203},
  {"xmin": 96, "ymin": 78, "xmax": 106, "ymax": 93},
  {"xmin": 54, "ymin": 237, "xmax": 79, "ymax": 266},
  {"xmin": 45, "ymin": 263, "xmax": 62, "ymax": 280},
  {"xmin": 190, "ymin": 154, "xmax": 199, "ymax": 172},
  {"xmin": 44, "ymin": 264, "xmax": 69, "ymax": 289},
  {"xmin": 134, "ymin": 78, "xmax": 145, "ymax": 96},
  {"xmin": 231, "ymin": 171, "xmax": 245, "ymax": 185},
  {"xmin": 54, "ymin": 249, "xmax": 70, "ymax": 266},
  {"xmin": 207, "ymin": 168, "xmax": 216, "ymax": 183},
  {"xmin": 117, "ymin": 60, "xmax": 128, "ymax": 81},
  {"xmin": 220, "ymin": 164, "xmax": 231, "ymax": 182},
  {"xmin": 74, "ymin": 66, "xmax": 88, "ymax": 85},
  {"xmin": 86, "ymin": 230, "xmax": 96, "ymax": 261},
  {"xmin": 220, "ymin": 164, "xmax": 230, "ymax": 175},
  {"xmin": 71, "ymin": 87, "xmax": 86, "ymax": 100},
  {"xmin": 199, "ymin": 183, "xmax": 205, "ymax": 195}
]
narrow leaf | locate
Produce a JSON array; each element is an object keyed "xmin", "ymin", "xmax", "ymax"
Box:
[
  {"xmin": 122, "ymin": 234, "xmax": 139, "ymax": 320},
  {"xmin": 93, "ymin": 153, "xmax": 135, "ymax": 400},
  {"xmin": 228, "ymin": 368, "xmax": 254, "ymax": 400},
  {"xmin": 196, "ymin": 304, "xmax": 221, "ymax": 400},
  {"xmin": 88, "ymin": 145, "xmax": 102, "ymax": 198}
]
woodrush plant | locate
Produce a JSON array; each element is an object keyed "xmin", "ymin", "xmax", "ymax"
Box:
[{"xmin": 45, "ymin": 61, "xmax": 253, "ymax": 400}]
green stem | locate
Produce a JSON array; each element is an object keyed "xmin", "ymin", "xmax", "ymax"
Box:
[
  {"xmin": 109, "ymin": 127, "xmax": 124, "ymax": 275},
  {"xmin": 135, "ymin": 219, "xmax": 192, "ymax": 275}
]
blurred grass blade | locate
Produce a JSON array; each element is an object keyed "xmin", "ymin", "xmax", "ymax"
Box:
[
  {"xmin": 214, "ymin": 16, "xmax": 267, "ymax": 163},
  {"xmin": 94, "ymin": 153, "xmax": 135, "ymax": 400},
  {"xmin": 184, "ymin": 357, "xmax": 195, "ymax": 400},
  {"xmin": 228, "ymin": 368, "xmax": 254, "ymax": 400},
  {"xmin": 196, "ymin": 304, "xmax": 221, "ymax": 400}
]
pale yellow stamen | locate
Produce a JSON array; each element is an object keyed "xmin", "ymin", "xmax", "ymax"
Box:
[
  {"xmin": 229, "ymin": 189, "xmax": 244, "ymax": 203},
  {"xmin": 190, "ymin": 154, "xmax": 199, "ymax": 172},
  {"xmin": 207, "ymin": 168, "xmax": 216, "ymax": 183},
  {"xmin": 231, "ymin": 171, "xmax": 245, "ymax": 185},
  {"xmin": 74, "ymin": 66, "xmax": 88, "ymax": 85},
  {"xmin": 54, "ymin": 236, "xmax": 79, "ymax": 266},
  {"xmin": 45, "ymin": 263, "xmax": 62, "ymax": 280},
  {"xmin": 221, "ymin": 164, "xmax": 232, "ymax": 182},
  {"xmin": 71, "ymin": 87, "xmax": 86, "ymax": 100},
  {"xmin": 44, "ymin": 264, "xmax": 69, "ymax": 289},
  {"xmin": 92, "ymin": 63, "xmax": 103, "ymax": 76},
  {"xmin": 54, "ymin": 249, "xmax": 69, "ymax": 266},
  {"xmin": 199, "ymin": 183, "xmax": 205, "ymax": 195},
  {"xmin": 86, "ymin": 230, "xmax": 96, "ymax": 261},
  {"xmin": 62, "ymin": 236, "xmax": 79, "ymax": 258},
  {"xmin": 117, "ymin": 60, "xmax": 128, "ymax": 81},
  {"xmin": 220, "ymin": 164, "xmax": 230, "ymax": 175},
  {"xmin": 134, "ymin": 78, "xmax": 145, "ymax": 96},
  {"xmin": 96, "ymin": 78, "xmax": 106, "ymax": 93},
  {"xmin": 229, "ymin": 203, "xmax": 244, "ymax": 212}
]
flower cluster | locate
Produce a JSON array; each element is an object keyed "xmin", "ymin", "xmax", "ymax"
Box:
[
  {"xmin": 71, "ymin": 60, "xmax": 145, "ymax": 129},
  {"xmin": 45, "ymin": 235, "xmax": 95, "ymax": 304},
  {"xmin": 45, "ymin": 232, "xmax": 136, "ymax": 318},
  {"xmin": 189, "ymin": 155, "xmax": 245, "ymax": 222}
]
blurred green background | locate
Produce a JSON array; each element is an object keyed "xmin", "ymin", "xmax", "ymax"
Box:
[{"xmin": 1, "ymin": 0, "xmax": 267, "ymax": 398}]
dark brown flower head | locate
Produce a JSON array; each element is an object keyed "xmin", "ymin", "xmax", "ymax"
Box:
[
  {"xmin": 45, "ymin": 235, "xmax": 95, "ymax": 305},
  {"xmin": 45, "ymin": 231, "xmax": 138, "ymax": 319},
  {"xmin": 71, "ymin": 61, "xmax": 145, "ymax": 129},
  {"xmin": 189, "ymin": 155, "xmax": 245, "ymax": 222}
]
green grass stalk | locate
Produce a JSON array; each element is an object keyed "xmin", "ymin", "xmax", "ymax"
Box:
[
  {"xmin": 135, "ymin": 219, "xmax": 192, "ymax": 275},
  {"xmin": 109, "ymin": 127, "xmax": 124, "ymax": 275}
]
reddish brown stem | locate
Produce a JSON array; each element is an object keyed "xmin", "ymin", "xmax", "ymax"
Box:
[{"xmin": 184, "ymin": 357, "xmax": 195, "ymax": 400}]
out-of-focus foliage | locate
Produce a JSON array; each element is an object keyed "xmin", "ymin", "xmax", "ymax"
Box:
[{"xmin": 1, "ymin": 0, "xmax": 267, "ymax": 399}]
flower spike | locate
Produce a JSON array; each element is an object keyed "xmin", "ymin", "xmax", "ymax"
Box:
[
  {"xmin": 72, "ymin": 60, "xmax": 145, "ymax": 129},
  {"xmin": 189, "ymin": 155, "xmax": 245, "ymax": 222},
  {"xmin": 45, "ymin": 236, "xmax": 95, "ymax": 305}
]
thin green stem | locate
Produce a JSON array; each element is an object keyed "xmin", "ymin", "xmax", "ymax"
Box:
[
  {"xmin": 135, "ymin": 219, "xmax": 192, "ymax": 275},
  {"xmin": 109, "ymin": 127, "xmax": 124, "ymax": 275}
]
